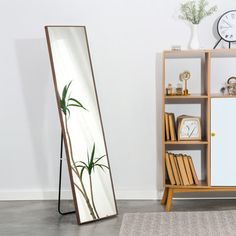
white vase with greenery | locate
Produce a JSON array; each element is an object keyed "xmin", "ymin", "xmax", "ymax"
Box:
[{"xmin": 179, "ymin": 0, "xmax": 217, "ymax": 49}]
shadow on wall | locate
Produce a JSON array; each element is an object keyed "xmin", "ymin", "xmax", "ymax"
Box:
[
  {"xmin": 155, "ymin": 53, "xmax": 163, "ymax": 196},
  {"xmin": 14, "ymin": 38, "xmax": 64, "ymax": 193}
]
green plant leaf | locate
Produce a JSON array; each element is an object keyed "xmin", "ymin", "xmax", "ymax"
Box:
[
  {"xmin": 79, "ymin": 161, "xmax": 89, "ymax": 168},
  {"xmin": 68, "ymin": 104, "xmax": 85, "ymax": 108},
  {"xmin": 94, "ymin": 163, "xmax": 109, "ymax": 172},
  {"xmin": 62, "ymin": 81, "xmax": 72, "ymax": 101},
  {"xmin": 68, "ymin": 98, "xmax": 87, "ymax": 110},
  {"xmin": 66, "ymin": 108, "xmax": 70, "ymax": 117},
  {"xmin": 80, "ymin": 166, "xmax": 85, "ymax": 178},
  {"xmin": 94, "ymin": 155, "xmax": 106, "ymax": 164},
  {"xmin": 88, "ymin": 143, "xmax": 96, "ymax": 170}
]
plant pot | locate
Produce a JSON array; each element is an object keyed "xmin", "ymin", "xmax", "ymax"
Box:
[{"xmin": 189, "ymin": 24, "xmax": 200, "ymax": 49}]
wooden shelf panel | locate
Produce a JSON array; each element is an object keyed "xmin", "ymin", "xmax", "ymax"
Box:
[
  {"xmin": 164, "ymin": 50, "xmax": 207, "ymax": 58},
  {"xmin": 211, "ymin": 94, "xmax": 236, "ymax": 98},
  {"xmin": 165, "ymin": 140, "xmax": 208, "ymax": 145},
  {"xmin": 165, "ymin": 180, "xmax": 208, "ymax": 189},
  {"xmin": 165, "ymin": 184, "xmax": 236, "ymax": 191},
  {"xmin": 165, "ymin": 94, "xmax": 208, "ymax": 99},
  {"xmin": 164, "ymin": 49, "xmax": 236, "ymax": 58}
]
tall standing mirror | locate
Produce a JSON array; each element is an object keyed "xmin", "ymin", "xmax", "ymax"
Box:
[{"xmin": 45, "ymin": 26, "xmax": 117, "ymax": 224}]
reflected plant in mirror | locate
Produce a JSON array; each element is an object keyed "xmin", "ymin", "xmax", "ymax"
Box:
[
  {"xmin": 60, "ymin": 81, "xmax": 97, "ymax": 220},
  {"xmin": 76, "ymin": 143, "xmax": 109, "ymax": 219},
  {"xmin": 59, "ymin": 81, "xmax": 109, "ymax": 220}
]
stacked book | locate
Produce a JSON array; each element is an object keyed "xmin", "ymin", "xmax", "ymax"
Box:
[
  {"xmin": 165, "ymin": 152, "xmax": 199, "ymax": 186},
  {"xmin": 165, "ymin": 113, "xmax": 176, "ymax": 141}
]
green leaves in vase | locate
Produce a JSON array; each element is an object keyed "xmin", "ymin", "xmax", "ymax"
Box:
[{"xmin": 179, "ymin": 0, "xmax": 217, "ymax": 24}]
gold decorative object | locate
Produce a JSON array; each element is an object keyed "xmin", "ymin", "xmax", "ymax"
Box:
[
  {"xmin": 166, "ymin": 83, "xmax": 173, "ymax": 96},
  {"xmin": 179, "ymin": 71, "xmax": 191, "ymax": 95},
  {"xmin": 176, "ymin": 82, "xmax": 183, "ymax": 95}
]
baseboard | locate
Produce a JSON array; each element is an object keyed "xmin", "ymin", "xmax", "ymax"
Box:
[
  {"xmin": 0, "ymin": 190, "xmax": 73, "ymax": 200},
  {"xmin": 115, "ymin": 190, "xmax": 163, "ymax": 200},
  {"xmin": 1, "ymin": 189, "xmax": 236, "ymax": 201},
  {"xmin": 0, "ymin": 189, "xmax": 162, "ymax": 201}
]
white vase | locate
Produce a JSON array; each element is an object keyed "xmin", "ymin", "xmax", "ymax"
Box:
[{"xmin": 189, "ymin": 24, "xmax": 200, "ymax": 49}]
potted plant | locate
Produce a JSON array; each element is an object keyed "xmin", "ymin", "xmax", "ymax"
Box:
[{"xmin": 179, "ymin": 0, "xmax": 217, "ymax": 49}]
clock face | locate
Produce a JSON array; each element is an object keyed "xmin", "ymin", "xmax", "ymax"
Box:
[
  {"xmin": 179, "ymin": 119, "xmax": 200, "ymax": 139},
  {"xmin": 218, "ymin": 10, "xmax": 236, "ymax": 42}
]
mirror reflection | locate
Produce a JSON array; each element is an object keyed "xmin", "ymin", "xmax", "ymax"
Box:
[{"xmin": 45, "ymin": 26, "xmax": 117, "ymax": 224}]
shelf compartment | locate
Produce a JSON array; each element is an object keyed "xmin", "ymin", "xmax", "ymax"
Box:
[{"xmin": 164, "ymin": 57, "xmax": 206, "ymax": 95}]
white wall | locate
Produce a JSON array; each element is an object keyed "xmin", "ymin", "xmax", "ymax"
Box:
[{"xmin": 1, "ymin": 0, "xmax": 236, "ymax": 200}]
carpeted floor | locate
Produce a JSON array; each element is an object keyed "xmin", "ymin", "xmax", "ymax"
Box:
[{"xmin": 119, "ymin": 211, "xmax": 236, "ymax": 236}]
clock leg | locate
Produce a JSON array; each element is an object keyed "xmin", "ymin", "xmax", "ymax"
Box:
[
  {"xmin": 213, "ymin": 39, "xmax": 222, "ymax": 49},
  {"xmin": 229, "ymin": 42, "xmax": 231, "ymax": 49}
]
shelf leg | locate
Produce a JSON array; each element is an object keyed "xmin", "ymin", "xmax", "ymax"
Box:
[
  {"xmin": 161, "ymin": 187, "xmax": 168, "ymax": 205},
  {"xmin": 165, "ymin": 188, "xmax": 173, "ymax": 212}
]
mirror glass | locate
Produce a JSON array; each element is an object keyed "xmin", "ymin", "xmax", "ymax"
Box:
[{"xmin": 45, "ymin": 26, "xmax": 117, "ymax": 224}]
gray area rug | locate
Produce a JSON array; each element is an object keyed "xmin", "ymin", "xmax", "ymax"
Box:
[{"xmin": 119, "ymin": 211, "xmax": 236, "ymax": 236}]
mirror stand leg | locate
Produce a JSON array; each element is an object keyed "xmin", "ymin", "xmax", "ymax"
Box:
[{"xmin": 58, "ymin": 132, "xmax": 76, "ymax": 215}]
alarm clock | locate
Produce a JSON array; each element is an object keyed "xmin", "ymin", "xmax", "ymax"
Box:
[
  {"xmin": 177, "ymin": 115, "xmax": 201, "ymax": 141},
  {"xmin": 214, "ymin": 10, "xmax": 236, "ymax": 49}
]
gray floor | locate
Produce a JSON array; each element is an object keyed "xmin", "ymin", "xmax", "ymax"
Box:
[{"xmin": 1, "ymin": 199, "xmax": 236, "ymax": 236}]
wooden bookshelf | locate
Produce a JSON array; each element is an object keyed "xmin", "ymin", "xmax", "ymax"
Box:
[{"xmin": 161, "ymin": 49, "xmax": 236, "ymax": 212}]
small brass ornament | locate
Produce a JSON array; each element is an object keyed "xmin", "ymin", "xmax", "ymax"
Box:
[
  {"xmin": 179, "ymin": 71, "xmax": 191, "ymax": 96},
  {"xmin": 176, "ymin": 82, "xmax": 183, "ymax": 95},
  {"xmin": 166, "ymin": 83, "xmax": 173, "ymax": 96}
]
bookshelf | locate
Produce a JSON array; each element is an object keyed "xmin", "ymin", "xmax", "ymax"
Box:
[{"xmin": 161, "ymin": 49, "xmax": 236, "ymax": 211}]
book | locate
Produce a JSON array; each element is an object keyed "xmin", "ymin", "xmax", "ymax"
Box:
[
  {"xmin": 176, "ymin": 154, "xmax": 189, "ymax": 185},
  {"xmin": 165, "ymin": 113, "xmax": 170, "ymax": 141},
  {"xmin": 183, "ymin": 155, "xmax": 194, "ymax": 185},
  {"xmin": 165, "ymin": 153, "xmax": 176, "ymax": 185},
  {"xmin": 169, "ymin": 153, "xmax": 181, "ymax": 185},
  {"xmin": 188, "ymin": 156, "xmax": 199, "ymax": 185},
  {"xmin": 174, "ymin": 155, "xmax": 184, "ymax": 185},
  {"xmin": 168, "ymin": 113, "xmax": 177, "ymax": 141}
]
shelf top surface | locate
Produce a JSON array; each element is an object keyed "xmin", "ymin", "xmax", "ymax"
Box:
[
  {"xmin": 163, "ymin": 48, "xmax": 236, "ymax": 58},
  {"xmin": 165, "ymin": 94, "xmax": 208, "ymax": 99}
]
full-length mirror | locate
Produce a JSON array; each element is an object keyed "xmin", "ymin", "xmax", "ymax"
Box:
[{"xmin": 45, "ymin": 26, "xmax": 117, "ymax": 224}]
